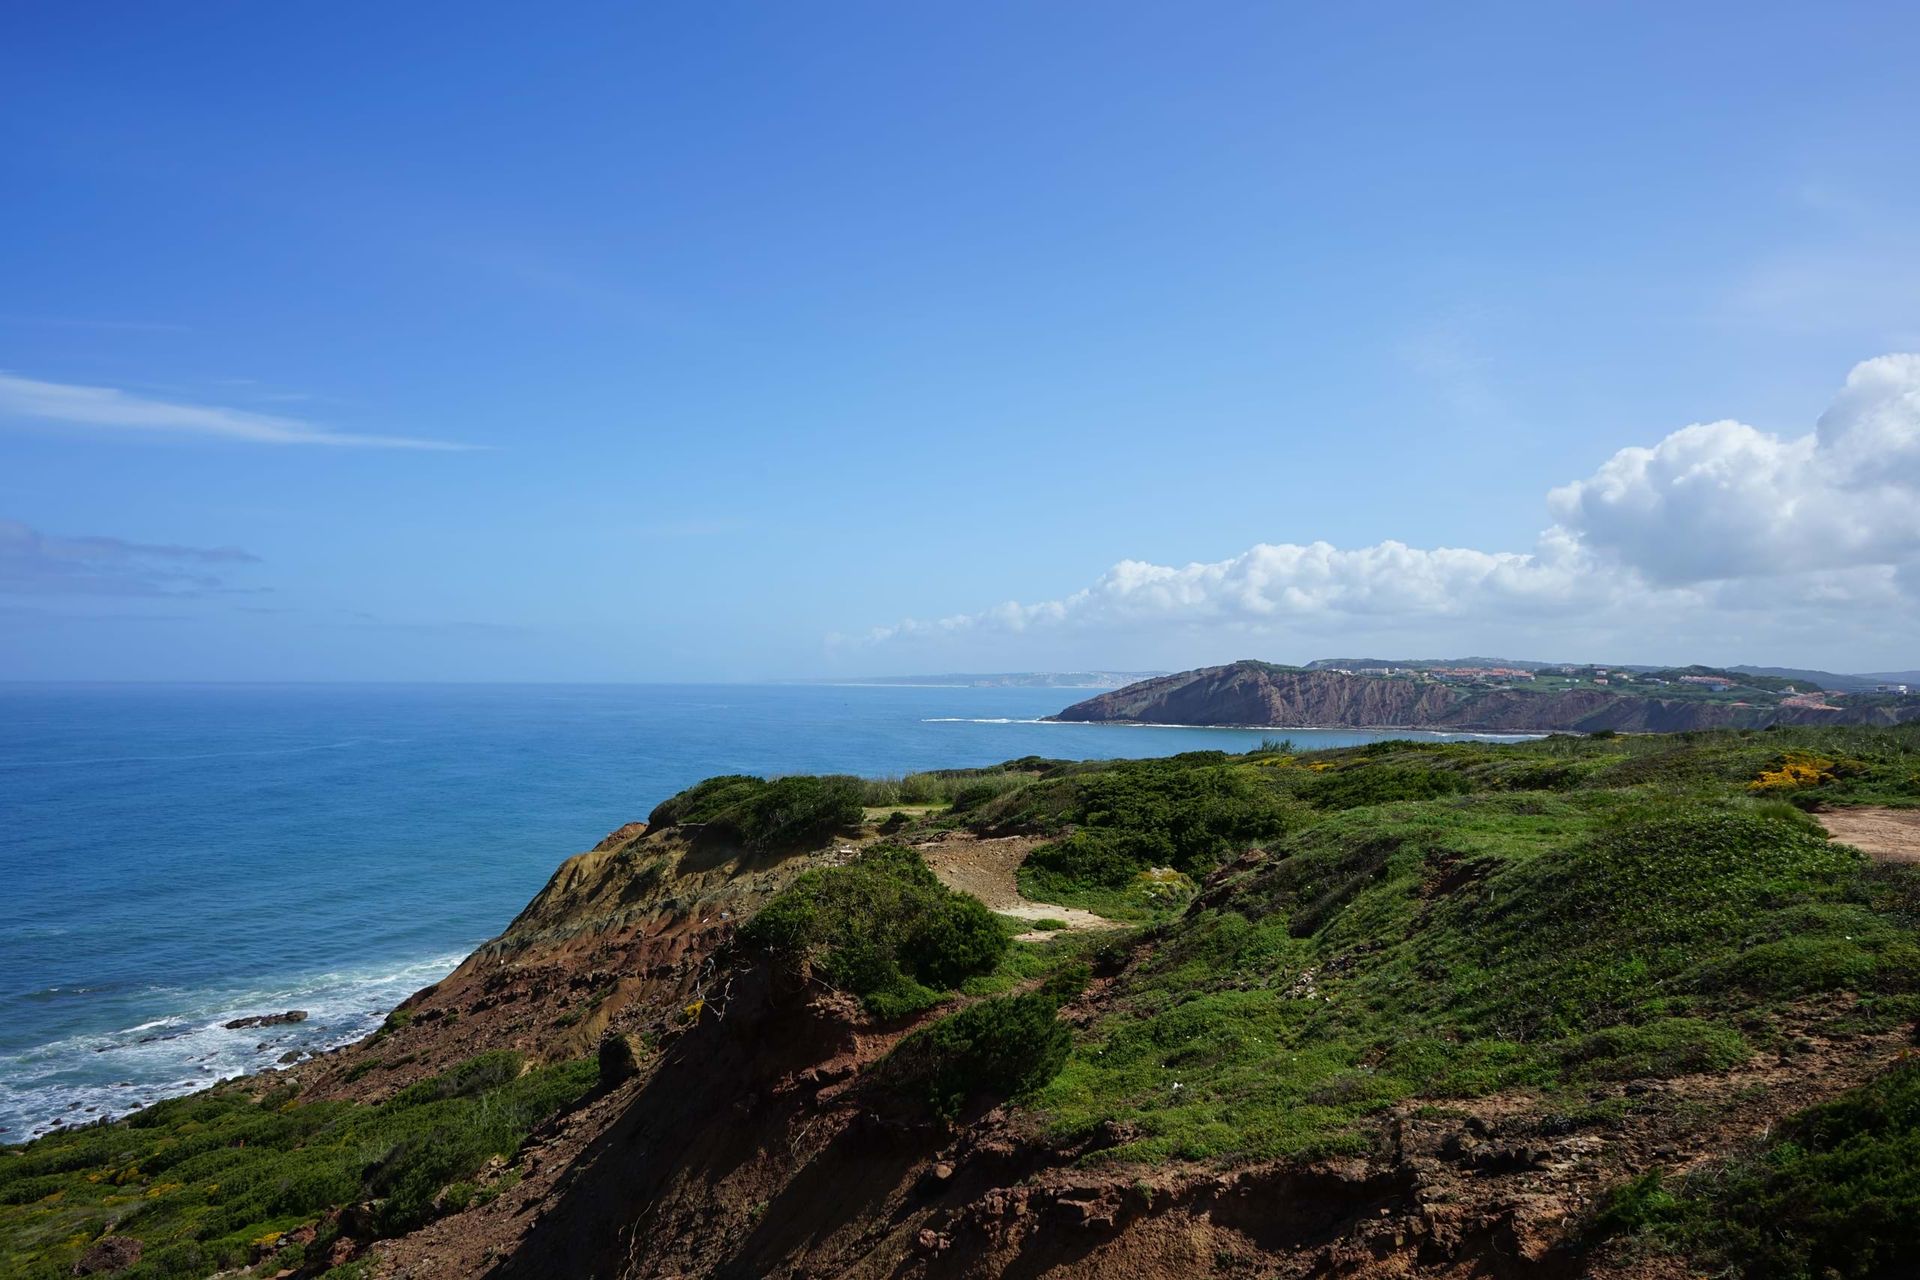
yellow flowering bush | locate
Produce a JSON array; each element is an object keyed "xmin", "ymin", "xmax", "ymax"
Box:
[{"xmin": 1748, "ymin": 752, "xmax": 1868, "ymax": 793}]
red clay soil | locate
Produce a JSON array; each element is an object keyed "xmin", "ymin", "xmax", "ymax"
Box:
[{"xmin": 289, "ymin": 822, "xmax": 831, "ymax": 1105}]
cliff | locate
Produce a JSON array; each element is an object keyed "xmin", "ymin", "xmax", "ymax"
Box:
[
  {"xmin": 10, "ymin": 730, "xmax": 1920, "ymax": 1279},
  {"xmin": 1050, "ymin": 660, "xmax": 1920, "ymax": 732}
]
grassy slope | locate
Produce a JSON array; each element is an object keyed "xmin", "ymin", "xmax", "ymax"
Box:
[
  {"xmin": 988, "ymin": 729, "xmax": 1916, "ymax": 1152},
  {"xmin": 0, "ymin": 1054, "xmax": 595, "ymax": 1280}
]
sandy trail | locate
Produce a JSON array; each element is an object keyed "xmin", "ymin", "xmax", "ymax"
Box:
[
  {"xmin": 1819, "ymin": 807, "xmax": 1920, "ymax": 863},
  {"xmin": 911, "ymin": 833, "xmax": 1121, "ymax": 941}
]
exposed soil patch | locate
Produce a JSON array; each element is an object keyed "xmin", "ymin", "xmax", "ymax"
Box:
[
  {"xmin": 908, "ymin": 832, "xmax": 1120, "ymax": 940},
  {"xmin": 1819, "ymin": 806, "xmax": 1920, "ymax": 863}
]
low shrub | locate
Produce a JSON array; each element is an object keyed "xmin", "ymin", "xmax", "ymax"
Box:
[
  {"xmin": 647, "ymin": 773, "xmax": 863, "ymax": 851},
  {"xmin": 1005, "ymin": 760, "xmax": 1299, "ymax": 903},
  {"xmin": 1559, "ymin": 1018, "xmax": 1748, "ymax": 1080},
  {"xmin": 880, "ymin": 967, "xmax": 1087, "ymax": 1119},
  {"xmin": 1025, "ymin": 829, "xmax": 1164, "ymax": 889},
  {"xmin": 1298, "ymin": 765, "xmax": 1474, "ymax": 810},
  {"xmin": 740, "ymin": 843, "xmax": 1007, "ymax": 1014}
]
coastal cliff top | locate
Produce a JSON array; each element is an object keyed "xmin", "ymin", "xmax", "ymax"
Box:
[{"xmin": 8, "ymin": 723, "xmax": 1920, "ymax": 1280}]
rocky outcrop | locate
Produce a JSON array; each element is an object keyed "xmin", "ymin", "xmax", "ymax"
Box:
[
  {"xmin": 71, "ymin": 1235, "xmax": 141, "ymax": 1275},
  {"xmin": 223, "ymin": 1010, "xmax": 307, "ymax": 1030},
  {"xmin": 1050, "ymin": 661, "xmax": 1920, "ymax": 732}
]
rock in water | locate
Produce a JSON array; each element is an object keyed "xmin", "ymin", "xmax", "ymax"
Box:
[{"xmin": 224, "ymin": 1010, "xmax": 308, "ymax": 1030}]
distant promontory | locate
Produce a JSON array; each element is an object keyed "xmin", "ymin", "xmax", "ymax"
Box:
[{"xmin": 1048, "ymin": 659, "xmax": 1920, "ymax": 733}]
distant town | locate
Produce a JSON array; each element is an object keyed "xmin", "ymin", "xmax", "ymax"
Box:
[{"xmin": 1302, "ymin": 660, "xmax": 1911, "ymax": 708}]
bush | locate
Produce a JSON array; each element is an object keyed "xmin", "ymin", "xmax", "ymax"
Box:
[
  {"xmin": 998, "ymin": 758, "xmax": 1298, "ymax": 888},
  {"xmin": 390, "ymin": 1049, "xmax": 521, "ymax": 1106},
  {"xmin": 1436, "ymin": 807, "xmax": 1867, "ymax": 1036},
  {"xmin": 740, "ymin": 843, "xmax": 1008, "ymax": 1014},
  {"xmin": 646, "ymin": 774, "xmax": 765, "ymax": 827},
  {"xmin": 1026, "ymin": 829, "xmax": 1167, "ymax": 889},
  {"xmin": 647, "ymin": 773, "xmax": 863, "ymax": 851},
  {"xmin": 880, "ymin": 972, "xmax": 1085, "ymax": 1119},
  {"xmin": 598, "ymin": 1031, "xmax": 643, "ymax": 1086}
]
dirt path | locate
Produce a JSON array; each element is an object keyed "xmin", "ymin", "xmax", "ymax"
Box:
[
  {"xmin": 1819, "ymin": 806, "xmax": 1920, "ymax": 863},
  {"xmin": 911, "ymin": 833, "xmax": 1122, "ymax": 941}
]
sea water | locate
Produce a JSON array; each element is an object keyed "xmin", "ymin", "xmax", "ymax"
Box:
[{"xmin": 0, "ymin": 682, "xmax": 1534, "ymax": 1138}]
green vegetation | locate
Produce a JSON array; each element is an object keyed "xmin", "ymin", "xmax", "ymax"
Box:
[
  {"xmin": 878, "ymin": 965, "xmax": 1089, "ymax": 1119},
  {"xmin": 740, "ymin": 842, "xmax": 1008, "ymax": 1016},
  {"xmin": 1587, "ymin": 1060, "xmax": 1920, "ymax": 1278},
  {"xmin": 855, "ymin": 763, "xmax": 1050, "ymax": 812},
  {"xmin": 913, "ymin": 724, "xmax": 1920, "ymax": 1171},
  {"xmin": 647, "ymin": 773, "xmax": 864, "ymax": 851},
  {"xmin": 0, "ymin": 1052, "xmax": 595, "ymax": 1280},
  {"xmin": 997, "ymin": 754, "xmax": 1303, "ymax": 917},
  {"xmin": 705, "ymin": 723, "xmax": 1916, "ymax": 1184}
]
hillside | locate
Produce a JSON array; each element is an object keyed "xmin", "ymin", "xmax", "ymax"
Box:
[
  {"xmin": 1052, "ymin": 660, "xmax": 1920, "ymax": 732},
  {"xmin": 6, "ymin": 727, "xmax": 1920, "ymax": 1278}
]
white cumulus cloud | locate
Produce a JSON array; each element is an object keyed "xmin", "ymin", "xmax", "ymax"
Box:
[
  {"xmin": 858, "ymin": 355, "xmax": 1920, "ymax": 650},
  {"xmin": 1549, "ymin": 354, "xmax": 1920, "ymax": 583}
]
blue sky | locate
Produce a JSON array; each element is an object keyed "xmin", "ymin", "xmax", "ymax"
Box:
[{"xmin": 4, "ymin": 3, "xmax": 1918, "ymax": 679}]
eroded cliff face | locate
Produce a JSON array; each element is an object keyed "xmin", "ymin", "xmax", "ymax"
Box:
[
  {"xmin": 1050, "ymin": 662, "xmax": 1920, "ymax": 732},
  {"xmin": 291, "ymin": 822, "xmax": 840, "ymax": 1106}
]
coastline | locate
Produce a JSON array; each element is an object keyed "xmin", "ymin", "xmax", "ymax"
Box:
[
  {"xmin": 0, "ymin": 947, "xmax": 472, "ymax": 1141},
  {"xmin": 1039, "ymin": 715, "xmax": 1550, "ymax": 738}
]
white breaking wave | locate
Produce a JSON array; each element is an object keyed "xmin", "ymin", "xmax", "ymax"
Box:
[{"xmin": 0, "ymin": 947, "xmax": 472, "ymax": 1140}]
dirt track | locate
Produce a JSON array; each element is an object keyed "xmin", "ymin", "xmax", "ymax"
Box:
[
  {"xmin": 1819, "ymin": 807, "xmax": 1920, "ymax": 863},
  {"xmin": 911, "ymin": 833, "xmax": 1120, "ymax": 940}
]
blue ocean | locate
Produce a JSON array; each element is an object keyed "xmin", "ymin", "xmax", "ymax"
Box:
[{"xmin": 0, "ymin": 682, "xmax": 1533, "ymax": 1139}]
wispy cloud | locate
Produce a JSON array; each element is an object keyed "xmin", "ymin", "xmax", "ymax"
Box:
[
  {"xmin": 0, "ymin": 519, "xmax": 264, "ymax": 598},
  {"xmin": 0, "ymin": 373, "xmax": 473, "ymax": 450}
]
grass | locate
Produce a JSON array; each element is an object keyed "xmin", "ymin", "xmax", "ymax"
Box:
[
  {"xmin": 1586, "ymin": 1059, "xmax": 1920, "ymax": 1278},
  {"xmin": 0, "ymin": 1052, "xmax": 595, "ymax": 1280},
  {"xmin": 988, "ymin": 725, "xmax": 1920, "ymax": 1166}
]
